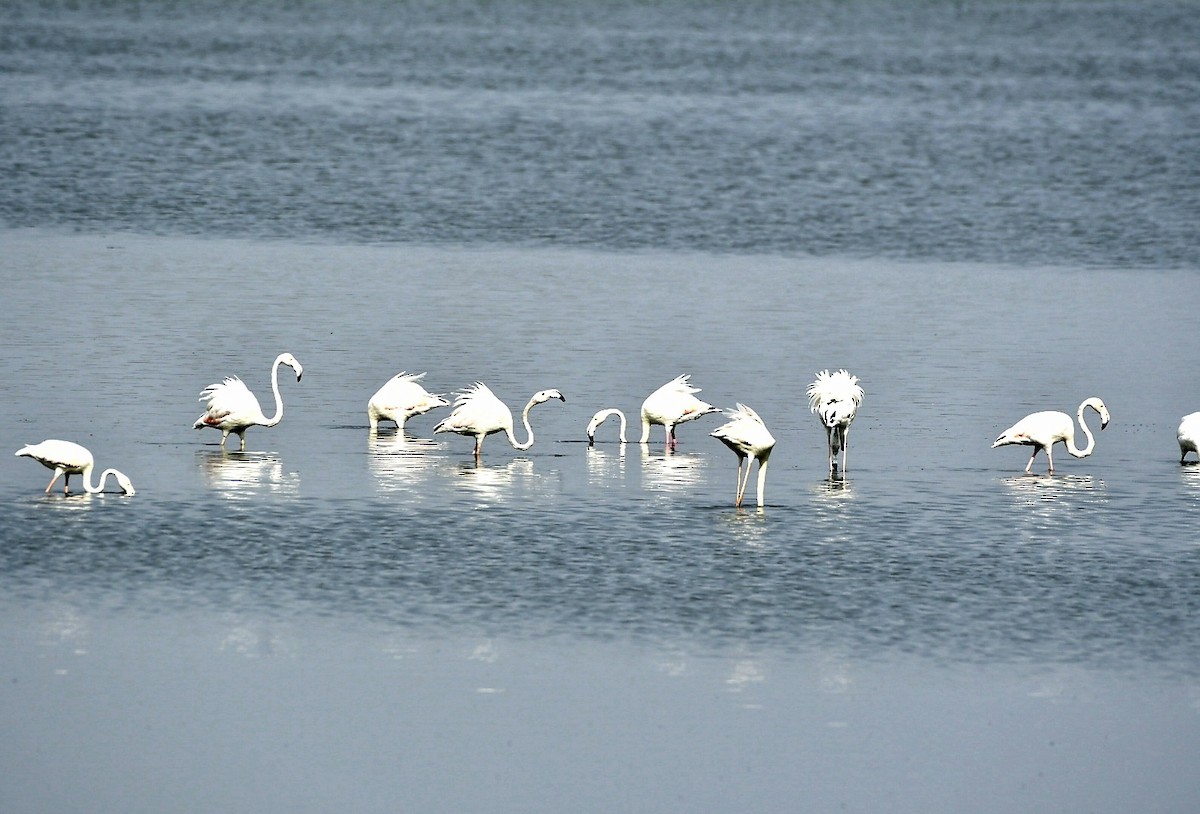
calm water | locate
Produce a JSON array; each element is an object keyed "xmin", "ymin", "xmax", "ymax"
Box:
[{"xmin": 2, "ymin": 1, "xmax": 1199, "ymax": 812}]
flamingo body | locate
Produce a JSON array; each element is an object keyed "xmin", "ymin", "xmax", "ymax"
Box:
[
  {"xmin": 16, "ymin": 439, "xmax": 135, "ymax": 495},
  {"xmin": 433, "ymin": 381, "xmax": 565, "ymax": 457},
  {"xmin": 194, "ymin": 352, "xmax": 303, "ymax": 450},
  {"xmin": 807, "ymin": 369, "xmax": 864, "ymax": 476},
  {"xmin": 367, "ymin": 372, "xmax": 448, "ymax": 431},
  {"xmin": 638, "ymin": 374, "xmax": 719, "ymax": 448},
  {"xmin": 1178, "ymin": 412, "xmax": 1200, "ymax": 464},
  {"xmin": 992, "ymin": 397, "xmax": 1110, "ymax": 473},
  {"xmin": 710, "ymin": 404, "xmax": 775, "ymax": 507}
]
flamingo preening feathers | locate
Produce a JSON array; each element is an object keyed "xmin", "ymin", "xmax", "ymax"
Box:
[
  {"xmin": 194, "ymin": 352, "xmax": 303, "ymax": 451},
  {"xmin": 367, "ymin": 372, "xmax": 448, "ymax": 432},
  {"xmin": 16, "ymin": 440, "xmax": 135, "ymax": 495},
  {"xmin": 807, "ymin": 369, "xmax": 864, "ymax": 476},
  {"xmin": 710, "ymin": 404, "xmax": 775, "ymax": 508},
  {"xmin": 992, "ymin": 397, "xmax": 1110, "ymax": 474},
  {"xmin": 433, "ymin": 381, "xmax": 565, "ymax": 458}
]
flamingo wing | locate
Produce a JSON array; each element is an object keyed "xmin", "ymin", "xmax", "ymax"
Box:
[{"xmin": 196, "ymin": 376, "xmax": 263, "ymax": 428}]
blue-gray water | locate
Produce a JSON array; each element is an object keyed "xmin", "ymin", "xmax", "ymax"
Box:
[{"xmin": 2, "ymin": 2, "xmax": 1199, "ymax": 812}]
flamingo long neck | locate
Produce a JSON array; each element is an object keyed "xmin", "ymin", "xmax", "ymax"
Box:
[
  {"xmin": 507, "ymin": 398, "xmax": 538, "ymax": 450},
  {"xmin": 1066, "ymin": 401, "xmax": 1096, "ymax": 459},
  {"xmin": 82, "ymin": 467, "xmax": 119, "ymax": 494},
  {"xmin": 755, "ymin": 456, "xmax": 771, "ymax": 508},
  {"xmin": 602, "ymin": 409, "xmax": 628, "ymax": 442},
  {"xmin": 639, "ymin": 412, "xmax": 652, "ymax": 444},
  {"xmin": 264, "ymin": 357, "xmax": 286, "ymax": 426}
]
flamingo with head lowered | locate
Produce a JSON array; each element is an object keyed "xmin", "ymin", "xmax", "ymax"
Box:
[
  {"xmin": 710, "ymin": 404, "xmax": 776, "ymax": 508},
  {"xmin": 992, "ymin": 397, "xmax": 1110, "ymax": 474},
  {"xmin": 588, "ymin": 375, "xmax": 718, "ymax": 450},
  {"xmin": 194, "ymin": 352, "xmax": 303, "ymax": 451},
  {"xmin": 1177, "ymin": 412, "xmax": 1199, "ymax": 464},
  {"xmin": 367, "ymin": 372, "xmax": 448, "ymax": 432},
  {"xmin": 434, "ymin": 381, "xmax": 565, "ymax": 458},
  {"xmin": 807, "ymin": 369, "xmax": 864, "ymax": 476},
  {"xmin": 16, "ymin": 439, "xmax": 135, "ymax": 495}
]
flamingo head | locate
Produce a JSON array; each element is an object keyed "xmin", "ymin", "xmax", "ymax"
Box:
[
  {"xmin": 1085, "ymin": 397, "xmax": 1110, "ymax": 430},
  {"xmin": 531, "ymin": 389, "xmax": 566, "ymax": 406},
  {"xmin": 114, "ymin": 471, "xmax": 136, "ymax": 495},
  {"xmin": 279, "ymin": 353, "xmax": 303, "ymax": 381}
]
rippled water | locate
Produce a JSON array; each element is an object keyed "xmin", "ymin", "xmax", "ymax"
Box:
[{"xmin": 2, "ymin": 2, "xmax": 1199, "ymax": 811}]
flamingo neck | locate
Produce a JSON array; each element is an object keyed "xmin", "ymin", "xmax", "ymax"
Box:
[
  {"xmin": 639, "ymin": 412, "xmax": 652, "ymax": 444},
  {"xmin": 82, "ymin": 467, "xmax": 117, "ymax": 494},
  {"xmin": 755, "ymin": 456, "xmax": 771, "ymax": 507},
  {"xmin": 1066, "ymin": 401, "xmax": 1096, "ymax": 458},
  {"xmin": 264, "ymin": 356, "xmax": 286, "ymax": 426},
  {"xmin": 508, "ymin": 398, "xmax": 537, "ymax": 450}
]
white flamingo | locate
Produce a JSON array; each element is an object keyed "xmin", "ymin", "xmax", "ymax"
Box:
[
  {"xmin": 367, "ymin": 372, "xmax": 448, "ymax": 432},
  {"xmin": 807, "ymin": 369, "xmax": 864, "ymax": 476},
  {"xmin": 588, "ymin": 375, "xmax": 718, "ymax": 450},
  {"xmin": 586, "ymin": 408, "xmax": 627, "ymax": 445},
  {"xmin": 16, "ymin": 440, "xmax": 135, "ymax": 495},
  {"xmin": 992, "ymin": 397, "xmax": 1110, "ymax": 474},
  {"xmin": 193, "ymin": 352, "xmax": 303, "ymax": 451},
  {"xmin": 710, "ymin": 404, "xmax": 776, "ymax": 508},
  {"xmin": 1178, "ymin": 412, "xmax": 1200, "ymax": 464},
  {"xmin": 433, "ymin": 381, "xmax": 565, "ymax": 458}
]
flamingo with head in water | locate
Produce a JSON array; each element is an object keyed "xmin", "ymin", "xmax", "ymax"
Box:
[
  {"xmin": 807, "ymin": 369, "xmax": 864, "ymax": 476},
  {"xmin": 16, "ymin": 439, "xmax": 135, "ymax": 495},
  {"xmin": 367, "ymin": 372, "xmax": 448, "ymax": 432},
  {"xmin": 710, "ymin": 403, "xmax": 776, "ymax": 508},
  {"xmin": 587, "ymin": 375, "xmax": 718, "ymax": 450},
  {"xmin": 1177, "ymin": 412, "xmax": 1199, "ymax": 464}
]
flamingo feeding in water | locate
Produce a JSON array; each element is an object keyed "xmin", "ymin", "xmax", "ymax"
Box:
[
  {"xmin": 710, "ymin": 404, "xmax": 776, "ymax": 508},
  {"xmin": 807, "ymin": 369, "xmax": 864, "ymax": 476},
  {"xmin": 433, "ymin": 381, "xmax": 565, "ymax": 458},
  {"xmin": 992, "ymin": 397, "xmax": 1110, "ymax": 474},
  {"xmin": 193, "ymin": 352, "xmax": 303, "ymax": 451},
  {"xmin": 1177, "ymin": 412, "xmax": 1199, "ymax": 464},
  {"xmin": 367, "ymin": 372, "xmax": 448, "ymax": 432},
  {"xmin": 588, "ymin": 375, "xmax": 718, "ymax": 449},
  {"xmin": 16, "ymin": 439, "xmax": 135, "ymax": 495}
]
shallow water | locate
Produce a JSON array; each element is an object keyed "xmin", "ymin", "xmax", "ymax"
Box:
[
  {"xmin": 3, "ymin": 232, "xmax": 1199, "ymax": 812},
  {"xmin": 2, "ymin": 0, "xmax": 1200, "ymax": 810}
]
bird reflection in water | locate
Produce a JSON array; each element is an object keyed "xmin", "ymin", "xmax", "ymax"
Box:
[
  {"xmin": 453, "ymin": 457, "xmax": 542, "ymax": 502},
  {"xmin": 368, "ymin": 429, "xmax": 444, "ymax": 494},
  {"xmin": 585, "ymin": 442, "xmax": 627, "ymax": 486},
  {"xmin": 196, "ymin": 449, "xmax": 299, "ymax": 500},
  {"xmin": 1000, "ymin": 473, "xmax": 1106, "ymax": 519},
  {"xmin": 639, "ymin": 443, "xmax": 707, "ymax": 494}
]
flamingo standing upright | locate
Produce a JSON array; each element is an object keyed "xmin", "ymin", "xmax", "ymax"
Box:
[
  {"xmin": 16, "ymin": 440, "xmax": 135, "ymax": 495},
  {"xmin": 194, "ymin": 352, "xmax": 303, "ymax": 451},
  {"xmin": 807, "ymin": 369, "xmax": 864, "ymax": 476},
  {"xmin": 367, "ymin": 372, "xmax": 448, "ymax": 432},
  {"xmin": 992, "ymin": 397, "xmax": 1110, "ymax": 474},
  {"xmin": 710, "ymin": 404, "xmax": 776, "ymax": 508},
  {"xmin": 433, "ymin": 381, "xmax": 565, "ymax": 458}
]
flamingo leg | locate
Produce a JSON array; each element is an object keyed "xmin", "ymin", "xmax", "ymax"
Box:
[
  {"xmin": 825, "ymin": 427, "xmax": 835, "ymax": 475},
  {"xmin": 237, "ymin": 432, "xmax": 247, "ymax": 452},
  {"xmin": 734, "ymin": 457, "xmax": 746, "ymax": 507},
  {"xmin": 45, "ymin": 468, "xmax": 64, "ymax": 494},
  {"xmin": 1024, "ymin": 446, "xmax": 1040, "ymax": 473},
  {"xmin": 220, "ymin": 430, "xmax": 230, "ymax": 448},
  {"xmin": 841, "ymin": 426, "xmax": 850, "ymax": 474},
  {"xmin": 474, "ymin": 435, "xmax": 484, "ymax": 458},
  {"xmin": 737, "ymin": 455, "xmax": 754, "ymax": 507},
  {"xmin": 1046, "ymin": 444, "xmax": 1054, "ymax": 474}
]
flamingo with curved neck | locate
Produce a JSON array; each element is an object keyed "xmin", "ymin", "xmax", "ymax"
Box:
[
  {"xmin": 992, "ymin": 397, "xmax": 1110, "ymax": 474},
  {"xmin": 434, "ymin": 381, "xmax": 565, "ymax": 458},
  {"xmin": 16, "ymin": 439, "xmax": 135, "ymax": 495},
  {"xmin": 194, "ymin": 352, "xmax": 303, "ymax": 450},
  {"xmin": 587, "ymin": 408, "xmax": 628, "ymax": 445}
]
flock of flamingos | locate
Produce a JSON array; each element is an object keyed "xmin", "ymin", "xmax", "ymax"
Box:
[{"xmin": 15, "ymin": 352, "xmax": 1200, "ymax": 507}]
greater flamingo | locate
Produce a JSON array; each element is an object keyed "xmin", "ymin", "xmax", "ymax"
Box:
[
  {"xmin": 586, "ymin": 408, "xmax": 627, "ymax": 445},
  {"xmin": 367, "ymin": 372, "xmax": 448, "ymax": 431},
  {"xmin": 16, "ymin": 440, "xmax": 135, "ymax": 495},
  {"xmin": 1178, "ymin": 412, "xmax": 1200, "ymax": 464},
  {"xmin": 433, "ymin": 381, "xmax": 565, "ymax": 458},
  {"xmin": 992, "ymin": 397, "xmax": 1110, "ymax": 474},
  {"xmin": 710, "ymin": 404, "xmax": 776, "ymax": 508},
  {"xmin": 807, "ymin": 369, "xmax": 864, "ymax": 476},
  {"xmin": 193, "ymin": 352, "xmax": 303, "ymax": 451}
]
